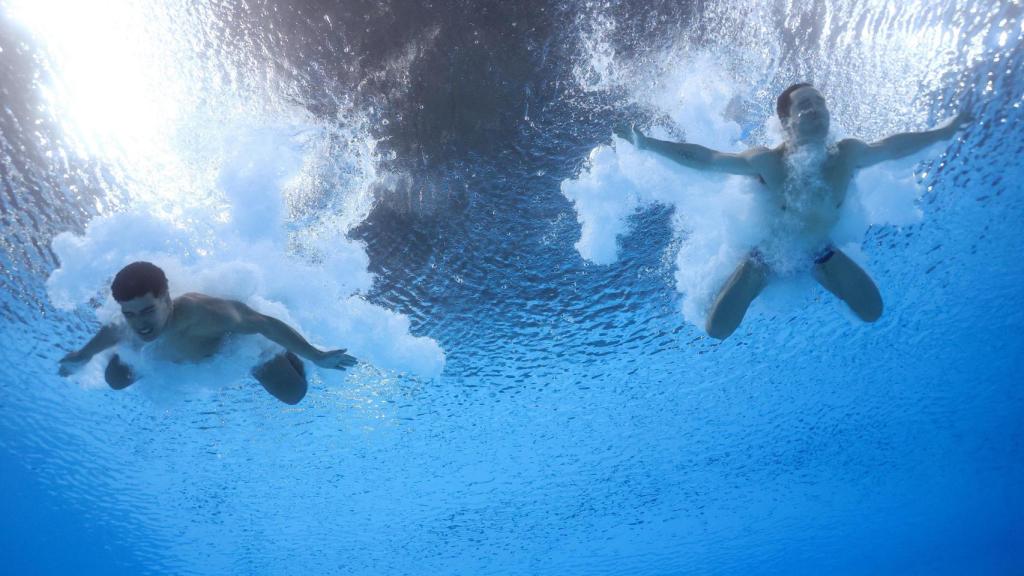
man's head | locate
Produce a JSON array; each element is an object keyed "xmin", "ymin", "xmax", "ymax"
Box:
[
  {"xmin": 777, "ymin": 82, "xmax": 830, "ymax": 143},
  {"xmin": 111, "ymin": 261, "xmax": 172, "ymax": 342}
]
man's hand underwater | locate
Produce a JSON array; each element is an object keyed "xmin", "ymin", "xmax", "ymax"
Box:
[
  {"xmin": 58, "ymin": 351, "xmax": 88, "ymax": 377},
  {"xmin": 313, "ymin": 349, "xmax": 358, "ymax": 370},
  {"xmin": 613, "ymin": 124, "xmax": 647, "ymax": 148},
  {"xmin": 942, "ymin": 110, "xmax": 974, "ymax": 136}
]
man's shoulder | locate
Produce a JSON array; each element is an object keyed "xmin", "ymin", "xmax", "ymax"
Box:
[
  {"xmin": 173, "ymin": 293, "xmax": 242, "ymax": 320},
  {"xmin": 834, "ymin": 138, "xmax": 871, "ymax": 167},
  {"xmin": 741, "ymin": 144, "xmax": 778, "ymax": 156},
  {"xmin": 174, "ymin": 292, "xmax": 235, "ymax": 307},
  {"xmin": 741, "ymin": 145, "xmax": 783, "ymax": 162},
  {"xmin": 742, "ymin": 145, "xmax": 784, "ymax": 177},
  {"xmin": 173, "ymin": 293, "xmax": 247, "ymax": 333},
  {"xmin": 173, "ymin": 292, "xmax": 213, "ymax": 313},
  {"xmin": 836, "ymin": 137, "xmax": 870, "ymax": 154}
]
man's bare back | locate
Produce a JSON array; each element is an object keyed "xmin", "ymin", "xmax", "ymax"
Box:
[
  {"xmin": 616, "ymin": 83, "xmax": 970, "ymax": 339},
  {"xmin": 59, "ymin": 262, "xmax": 356, "ymax": 404}
]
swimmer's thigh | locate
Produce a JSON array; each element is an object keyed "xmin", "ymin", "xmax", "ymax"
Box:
[
  {"xmin": 252, "ymin": 352, "xmax": 308, "ymax": 405},
  {"xmin": 813, "ymin": 249, "xmax": 883, "ymax": 322},
  {"xmin": 706, "ymin": 256, "xmax": 768, "ymax": 340}
]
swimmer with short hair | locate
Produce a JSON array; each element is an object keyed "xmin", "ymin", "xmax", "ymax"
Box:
[
  {"xmin": 58, "ymin": 261, "xmax": 356, "ymax": 404},
  {"xmin": 615, "ymin": 83, "xmax": 970, "ymax": 340}
]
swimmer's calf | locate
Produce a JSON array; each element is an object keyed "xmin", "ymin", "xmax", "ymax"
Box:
[{"xmin": 58, "ymin": 261, "xmax": 356, "ymax": 404}]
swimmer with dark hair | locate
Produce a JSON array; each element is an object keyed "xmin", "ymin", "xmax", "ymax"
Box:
[
  {"xmin": 58, "ymin": 261, "xmax": 356, "ymax": 404},
  {"xmin": 616, "ymin": 83, "xmax": 970, "ymax": 339}
]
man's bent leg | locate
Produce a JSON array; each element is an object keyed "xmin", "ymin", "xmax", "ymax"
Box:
[
  {"xmin": 705, "ymin": 255, "xmax": 769, "ymax": 340},
  {"xmin": 252, "ymin": 352, "xmax": 308, "ymax": 405},
  {"xmin": 105, "ymin": 354, "xmax": 135, "ymax": 390},
  {"xmin": 812, "ymin": 248, "xmax": 883, "ymax": 322}
]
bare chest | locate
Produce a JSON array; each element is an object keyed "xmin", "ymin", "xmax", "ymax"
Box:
[
  {"xmin": 151, "ymin": 329, "xmax": 225, "ymax": 363},
  {"xmin": 762, "ymin": 154, "xmax": 854, "ymax": 210}
]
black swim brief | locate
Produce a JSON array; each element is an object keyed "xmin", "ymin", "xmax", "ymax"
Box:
[
  {"xmin": 748, "ymin": 245, "xmax": 836, "ymax": 270},
  {"xmin": 813, "ymin": 245, "xmax": 835, "ymax": 264}
]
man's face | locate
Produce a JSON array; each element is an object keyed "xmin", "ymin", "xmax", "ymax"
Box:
[
  {"xmin": 785, "ymin": 86, "xmax": 830, "ymax": 141},
  {"xmin": 120, "ymin": 293, "xmax": 172, "ymax": 342}
]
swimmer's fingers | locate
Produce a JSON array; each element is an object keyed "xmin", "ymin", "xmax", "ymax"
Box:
[
  {"xmin": 58, "ymin": 360, "xmax": 82, "ymax": 376},
  {"xmin": 954, "ymin": 110, "xmax": 974, "ymax": 131},
  {"xmin": 612, "ymin": 124, "xmax": 645, "ymax": 148},
  {"xmin": 315, "ymin": 349, "xmax": 358, "ymax": 370},
  {"xmin": 58, "ymin": 361, "xmax": 84, "ymax": 377},
  {"xmin": 942, "ymin": 109, "xmax": 973, "ymax": 133},
  {"xmin": 631, "ymin": 125, "xmax": 647, "ymax": 148},
  {"xmin": 335, "ymin": 353, "xmax": 357, "ymax": 368},
  {"xmin": 58, "ymin": 352, "xmax": 86, "ymax": 376}
]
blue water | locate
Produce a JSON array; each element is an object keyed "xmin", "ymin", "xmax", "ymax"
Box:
[{"xmin": 2, "ymin": 1, "xmax": 1023, "ymax": 574}]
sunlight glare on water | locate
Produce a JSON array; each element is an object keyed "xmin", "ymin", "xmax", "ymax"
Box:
[{"xmin": 7, "ymin": 0, "xmax": 185, "ymax": 175}]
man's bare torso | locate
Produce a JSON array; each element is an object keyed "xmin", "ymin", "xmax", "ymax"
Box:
[
  {"xmin": 752, "ymin": 140, "xmax": 858, "ymax": 208},
  {"xmin": 146, "ymin": 293, "xmax": 234, "ymax": 362},
  {"xmin": 748, "ymin": 140, "xmax": 862, "ymax": 243}
]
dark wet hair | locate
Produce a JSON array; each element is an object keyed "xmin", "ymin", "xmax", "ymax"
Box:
[
  {"xmin": 776, "ymin": 82, "xmax": 814, "ymax": 120},
  {"xmin": 111, "ymin": 261, "xmax": 168, "ymax": 302}
]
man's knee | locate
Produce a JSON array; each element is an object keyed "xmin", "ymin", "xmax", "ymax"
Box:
[
  {"xmin": 859, "ymin": 297, "xmax": 883, "ymax": 323},
  {"xmin": 278, "ymin": 380, "xmax": 308, "ymax": 405},
  {"xmin": 105, "ymin": 355, "xmax": 134, "ymax": 390},
  {"xmin": 106, "ymin": 374, "xmax": 132, "ymax": 390},
  {"xmin": 855, "ymin": 281, "xmax": 883, "ymax": 323},
  {"xmin": 705, "ymin": 317, "xmax": 737, "ymax": 340},
  {"xmin": 254, "ymin": 354, "xmax": 308, "ymax": 405}
]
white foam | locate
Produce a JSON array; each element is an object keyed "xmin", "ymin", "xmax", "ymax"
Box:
[{"xmin": 50, "ymin": 127, "xmax": 445, "ymax": 395}]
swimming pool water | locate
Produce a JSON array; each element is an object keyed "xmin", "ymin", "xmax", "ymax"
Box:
[{"xmin": 1, "ymin": 1, "xmax": 1022, "ymax": 574}]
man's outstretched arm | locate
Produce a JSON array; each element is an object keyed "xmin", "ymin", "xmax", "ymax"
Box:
[
  {"xmin": 846, "ymin": 111, "xmax": 972, "ymax": 168},
  {"xmin": 59, "ymin": 324, "xmax": 136, "ymax": 389},
  {"xmin": 614, "ymin": 125, "xmax": 765, "ymax": 176},
  {"xmin": 59, "ymin": 324, "xmax": 122, "ymax": 376},
  {"xmin": 219, "ymin": 300, "xmax": 357, "ymax": 370}
]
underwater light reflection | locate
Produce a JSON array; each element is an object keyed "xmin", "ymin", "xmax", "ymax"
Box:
[{"xmin": 8, "ymin": 0, "xmax": 187, "ymax": 194}]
